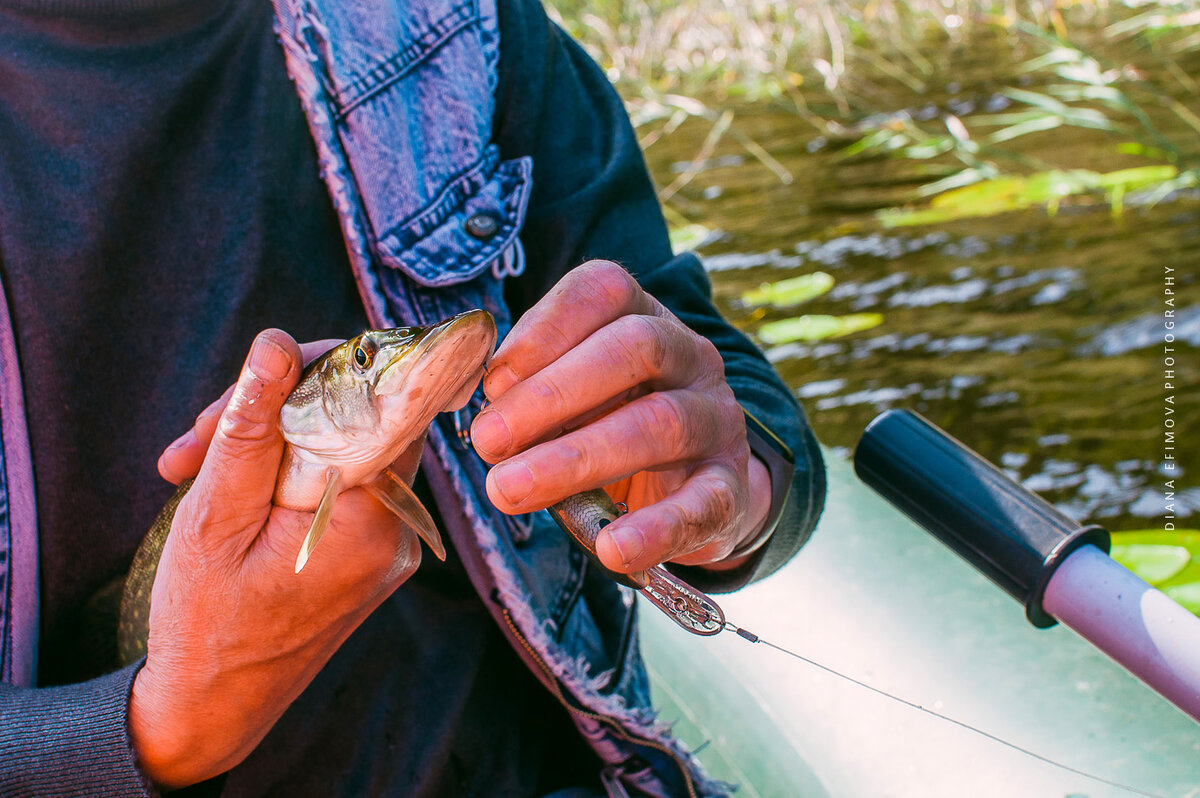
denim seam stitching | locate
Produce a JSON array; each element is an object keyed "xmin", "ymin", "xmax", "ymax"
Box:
[
  {"xmin": 379, "ymin": 157, "xmax": 531, "ymax": 287},
  {"xmin": 376, "ymin": 147, "xmax": 497, "ymax": 247},
  {"xmin": 334, "ymin": 3, "xmax": 480, "ymax": 118}
]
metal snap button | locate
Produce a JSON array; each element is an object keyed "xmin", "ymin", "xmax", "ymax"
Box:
[{"xmin": 464, "ymin": 212, "xmax": 500, "ymax": 239}]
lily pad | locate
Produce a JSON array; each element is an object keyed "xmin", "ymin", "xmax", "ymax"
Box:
[
  {"xmin": 1110, "ymin": 529, "xmax": 1200, "ymax": 549},
  {"xmin": 877, "ymin": 165, "xmax": 1180, "ymax": 227},
  {"xmin": 1163, "ymin": 583, "xmax": 1200, "ymax": 615},
  {"xmin": 669, "ymin": 223, "xmax": 714, "ymax": 253},
  {"xmin": 756, "ymin": 313, "xmax": 884, "ymax": 345},
  {"xmin": 741, "ymin": 272, "xmax": 835, "ymax": 308},
  {"xmin": 1109, "ymin": 543, "xmax": 1191, "ymax": 586}
]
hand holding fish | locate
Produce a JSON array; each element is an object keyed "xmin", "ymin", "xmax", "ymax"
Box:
[
  {"xmin": 128, "ymin": 330, "xmax": 425, "ymax": 790},
  {"xmin": 472, "ymin": 260, "xmax": 773, "ymax": 574},
  {"xmin": 155, "ymin": 338, "xmax": 343, "ymax": 485}
]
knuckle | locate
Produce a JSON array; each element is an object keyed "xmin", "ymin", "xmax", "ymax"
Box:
[
  {"xmin": 216, "ymin": 406, "xmax": 278, "ymax": 445},
  {"xmin": 560, "ymin": 436, "xmax": 598, "ymax": 478},
  {"xmin": 171, "ymin": 486, "xmax": 245, "ymax": 552},
  {"xmin": 717, "ymin": 397, "xmax": 745, "ymax": 442},
  {"xmin": 610, "ymin": 315, "xmax": 666, "ymax": 380},
  {"xmin": 383, "ymin": 531, "xmax": 423, "ymax": 584},
  {"xmin": 705, "ymin": 476, "xmax": 740, "ymax": 527},
  {"xmin": 693, "ymin": 334, "xmax": 725, "ymax": 377},
  {"xmin": 639, "ymin": 393, "xmax": 689, "ymax": 460},
  {"xmin": 634, "ymin": 317, "xmax": 669, "ymax": 377},
  {"xmin": 527, "ymin": 373, "xmax": 571, "ymax": 410},
  {"xmin": 576, "ymin": 260, "xmax": 638, "ymax": 309},
  {"xmin": 730, "ymin": 439, "xmax": 752, "ymax": 475},
  {"xmin": 530, "ymin": 317, "xmax": 574, "ymax": 358},
  {"xmin": 668, "ymin": 501, "xmax": 707, "ymax": 554}
]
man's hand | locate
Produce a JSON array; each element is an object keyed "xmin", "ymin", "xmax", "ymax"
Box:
[
  {"xmin": 130, "ymin": 331, "xmax": 423, "ymax": 790},
  {"xmin": 471, "ymin": 260, "xmax": 772, "ymax": 574},
  {"xmin": 156, "ymin": 338, "xmax": 341, "ymax": 486}
]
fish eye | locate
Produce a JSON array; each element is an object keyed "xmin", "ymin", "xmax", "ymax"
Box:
[{"xmin": 353, "ymin": 339, "xmax": 376, "ymax": 371}]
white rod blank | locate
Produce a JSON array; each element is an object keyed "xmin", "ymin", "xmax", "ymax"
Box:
[{"xmin": 1043, "ymin": 544, "xmax": 1200, "ymax": 722}]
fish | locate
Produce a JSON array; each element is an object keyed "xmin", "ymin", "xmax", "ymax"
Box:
[{"xmin": 117, "ymin": 309, "xmax": 498, "ymax": 666}]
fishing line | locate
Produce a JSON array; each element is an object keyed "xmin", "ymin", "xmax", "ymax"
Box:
[{"xmin": 723, "ymin": 622, "xmax": 1166, "ymax": 798}]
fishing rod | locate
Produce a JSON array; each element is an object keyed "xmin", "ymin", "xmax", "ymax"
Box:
[{"xmin": 854, "ymin": 408, "xmax": 1200, "ymax": 726}]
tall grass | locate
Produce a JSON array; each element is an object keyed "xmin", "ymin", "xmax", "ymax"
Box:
[
  {"xmin": 547, "ymin": 0, "xmax": 1120, "ymax": 107},
  {"xmin": 546, "ymin": 0, "xmax": 1200, "ymax": 219}
]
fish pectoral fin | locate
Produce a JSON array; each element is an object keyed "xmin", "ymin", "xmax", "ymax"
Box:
[
  {"xmin": 367, "ymin": 468, "xmax": 445, "ymax": 561},
  {"xmin": 295, "ymin": 467, "xmax": 342, "ymax": 574}
]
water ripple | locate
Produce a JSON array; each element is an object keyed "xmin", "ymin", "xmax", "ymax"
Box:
[
  {"xmin": 1081, "ymin": 304, "xmax": 1200, "ymax": 356},
  {"xmin": 888, "ymin": 279, "xmax": 989, "ymax": 307}
]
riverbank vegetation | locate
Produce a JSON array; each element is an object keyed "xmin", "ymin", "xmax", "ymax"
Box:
[{"xmin": 548, "ymin": 0, "xmax": 1200, "ymax": 224}]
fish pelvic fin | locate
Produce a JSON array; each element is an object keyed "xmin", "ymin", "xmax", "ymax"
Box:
[
  {"xmin": 295, "ymin": 467, "xmax": 342, "ymax": 573},
  {"xmin": 368, "ymin": 468, "xmax": 445, "ymax": 561}
]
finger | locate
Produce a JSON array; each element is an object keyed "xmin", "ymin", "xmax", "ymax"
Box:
[
  {"xmin": 186, "ymin": 329, "xmax": 302, "ymax": 544},
  {"xmin": 484, "ymin": 388, "xmax": 739, "ymax": 512},
  {"xmin": 595, "ymin": 461, "xmax": 746, "ymax": 573},
  {"xmin": 252, "ymin": 486, "xmax": 421, "ymax": 592},
  {"xmin": 472, "ymin": 314, "xmax": 717, "ymax": 462},
  {"xmin": 482, "ymin": 260, "xmax": 665, "ymax": 400},
  {"xmin": 158, "ymin": 339, "xmax": 340, "ymax": 484},
  {"xmin": 300, "ymin": 339, "xmax": 341, "ymax": 364},
  {"xmin": 327, "ymin": 488, "xmax": 423, "ymax": 587},
  {"xmin": 158, "ymin": 385, "xmax": 235, "ymax": 484},
  {"xmin": 158, "ymin": 430, "xmax": 200, "ymax": 485}
]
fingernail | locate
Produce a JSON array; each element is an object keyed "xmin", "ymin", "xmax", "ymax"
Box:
[
  {"xmin": 157, "ymin": 452, "xmax": 176, "ymax": 481},
  {"xmin": 248, "ymin": 334, "xmax": 291, "ymax": 381},
  {"xmin": 484, "ymin": 364, "xmax": 520, "ymax": 399},
  {"xmin": 471, "ymin": 410, "xmax": 511, "ymax": 454},
  {"xmin": 491, "ymin": 461, "xmax": 533, "ymax": 505},
  {"xmin": 609, "ymin": 527, "xmax": 645, "ymax": 566}
]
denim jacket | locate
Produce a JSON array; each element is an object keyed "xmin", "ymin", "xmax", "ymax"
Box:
[
  {"xmin": 0, "ymin": 0, "xmax": 813, "ymax": 795},
  {"xmin": 276, "ymin": 0, "xmax": 728, "ymax": 794}
]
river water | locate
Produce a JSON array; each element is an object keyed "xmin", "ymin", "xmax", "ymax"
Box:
[{"xmin": 641, "ymin": 24, "xmax": 1200, "ymax": 534}]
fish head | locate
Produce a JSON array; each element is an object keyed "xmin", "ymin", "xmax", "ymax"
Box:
[
  {"xmin": 279, "ymin": 310, "xmax": 497, "ymax": 478},
  {"xmin": 370, "ymin": 309, "xmax": 498, "ymax": 413}
]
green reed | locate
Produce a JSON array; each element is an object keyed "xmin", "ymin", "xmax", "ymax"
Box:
[{"xmin": 546, "ymin": 0, "xmax": 1200, "ymax": 222}]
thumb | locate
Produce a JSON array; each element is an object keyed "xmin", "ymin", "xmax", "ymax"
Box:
[{"xmin": 189, "ymin": 329, "xmax": 302, "ymax": 542}]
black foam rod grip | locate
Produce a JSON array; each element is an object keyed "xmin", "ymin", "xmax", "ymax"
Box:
[{"xmin": 853, "ymin": 409, "xmax": 1110, "ymax": 628}]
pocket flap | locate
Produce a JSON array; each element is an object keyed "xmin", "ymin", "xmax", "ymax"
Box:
[{"xmin": 374, "ymin": 149, "xmax": 532, "ymax": 287}]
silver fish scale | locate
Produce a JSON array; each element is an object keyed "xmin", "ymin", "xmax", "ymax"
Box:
[
  {"xmin": 553, "ymin": 490, "xmax": 616, "ymax": 539},
  {"xmin": 547, "ymin": 489, "xmax": 648, "ymax": 590}
]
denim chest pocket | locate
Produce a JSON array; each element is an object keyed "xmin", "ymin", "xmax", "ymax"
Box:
[
  {"xmin": 374, "ymin": 148, "xmax": 532, "ymax": 287},
  {"xmin": 302, "ymin": 0, "xmax": 532, "ymax": 286}
]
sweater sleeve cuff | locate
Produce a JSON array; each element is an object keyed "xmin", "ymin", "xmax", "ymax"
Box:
[
  {"xmin": 669, "ymin": 403, "xmax": 826, "ymax": 594},
  {"xmin": 0, "ymin": 662, "xmax": 157, "ymax": 797}
]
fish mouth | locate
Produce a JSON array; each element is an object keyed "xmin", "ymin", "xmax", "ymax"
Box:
[
  {"xmin": 413, "ymin": 309, "xmax": 497, "ymax": 364},
  {"xmin": 375, "ymin": 309, "xmax": 498, "ymax": 402}
]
